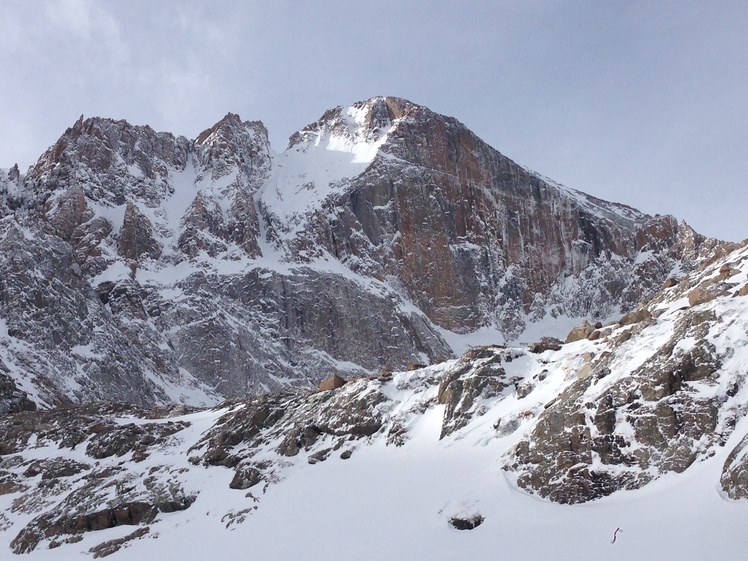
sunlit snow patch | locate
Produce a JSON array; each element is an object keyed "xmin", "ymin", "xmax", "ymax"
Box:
[{"xmin": 259, "ymin": 103, "xmax": 393, "ymax": 234}]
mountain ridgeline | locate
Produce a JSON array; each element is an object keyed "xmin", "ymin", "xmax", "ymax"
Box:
[
  {"xmin": 0, "ymin": 97, "xmax": 718, "ymax": 408},
  {"xmin": 4, "ymin": 97, "xmax": 748, "ymax": 557}
]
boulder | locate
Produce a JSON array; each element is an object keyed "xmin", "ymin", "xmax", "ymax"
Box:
[
  {"xmin": 319, "ymin": 374, "xmax": 347, "ymax": 391},
  {"xmin": 565, "ymin": 321, "xmax": 595, "ymax": 343},
  {"xmin": 528, "ymin": 337, "xmax": 563, "ymax": 354},
  {"xmin": 715, "ymin": 263, "xmax": 740, "ymax": 281},
  {"xmin": 688, "ymin": 286, "xmax": 729, "ymax": 307},
  {"xmin": 229, "ymin": 465, "xmax": 263, "ymax": 490},
  {"xmin": 619, "ymin": 308, "xmax": 652, "ymax": 326},
  {"xmin": 449, "ymin": 514, "xmax": 484, "ymax": 531},
  {"xmin": 587, "ymin": 330, "xmax": 602, "ymax": 341}
]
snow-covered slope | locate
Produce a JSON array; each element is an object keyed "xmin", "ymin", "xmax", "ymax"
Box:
[
  {"xmin": 258, "ymin": 102, "xmax": 393, "ymax": 234},
  {"xmin": 2, "ymin": 239, "xmax": 748, "ymax": 559},
  {"xmin": 0, "ymin": 97, "xmax": 721, "ymax": 407}
]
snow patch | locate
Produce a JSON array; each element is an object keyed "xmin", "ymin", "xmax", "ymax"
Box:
[{"xmin": 258, "ymin": 104, "xmax": 393, "ymax": 233}]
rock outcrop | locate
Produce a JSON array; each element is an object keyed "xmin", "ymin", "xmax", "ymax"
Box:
[{"xmin": 505, "ymin": 239, "xmax": 748, "ymax": 503}]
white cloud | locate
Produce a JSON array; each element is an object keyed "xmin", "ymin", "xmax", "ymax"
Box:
[{"xmin": 51, "ymin": 0, "xmax": 94, "ymax": 39}]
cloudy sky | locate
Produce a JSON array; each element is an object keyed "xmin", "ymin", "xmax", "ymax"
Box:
[{"xmin": 2, "ymin": 0, "xmax": 746, "ymax": 241}]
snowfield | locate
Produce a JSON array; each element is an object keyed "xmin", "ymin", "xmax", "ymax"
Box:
[{"xmin": 4, "ymin": 390, "xmax": 747, "ymax": 561}]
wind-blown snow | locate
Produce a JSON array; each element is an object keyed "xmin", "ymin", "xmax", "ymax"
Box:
[{"xmin": 258, "ymin": 104, "xmax": 392, "ymax": 233}]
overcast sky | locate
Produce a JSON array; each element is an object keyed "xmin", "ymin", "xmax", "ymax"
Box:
[{"xmin": 2, "ymin": 0, "xmax": 746, "ymax": 241}]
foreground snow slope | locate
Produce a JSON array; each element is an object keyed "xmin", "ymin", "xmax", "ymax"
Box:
[{"xmin": 2, "ymin": 386, "xmax": 746, "ymax": 561}]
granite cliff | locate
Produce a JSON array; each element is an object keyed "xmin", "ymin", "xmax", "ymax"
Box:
[{"xmin": 0, "ymin": 97, "xmax": 717, "ymax": 407}]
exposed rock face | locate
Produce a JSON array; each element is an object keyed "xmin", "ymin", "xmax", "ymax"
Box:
[
  {"xmin": 721, "ymin": 434, "xmax": 748, "ymax": 499},
  {"xmin": 565, "ymin": 320, "xmax": 596, "ymax": 343},
  {"xmin": 0, "ymin": 403, "xmax": 196, "ymax": 554},
  {"xmin": 0, "ymin": 97, "xmax": 720, "ymax": 407},
  {"xmin": 10, "ymin": 464, "xmax": 194, "ymax": 554},
  {"xmin": 449, "ymin": 514, "xmax": 484, "ymax": 531},
  {"xmin": 0, "ymin": 370, "xmax": 36, "ymax": 414},
  {"xmin": 271, "ymin": 98, "xmax": 716, "ymax": 336},
  {"xmin": 437, "ymin": 345, "xmax": 520, "ymax": 439},
  {"xmin": 528, "ymin": 337, "xmax": 563, "ymax": 354},
  {"xmin": 117, "ymin": 202, "xmax": 162, "ymax": 261},
  {"xmin": 505, "ymin": 240, "xmax": 748, "ymax": 504},
  {"xmin": 319, "ymin": 374, "xmax": 347, "ymax": 391},
  {"xmin": 0, "ymin": 221, "xmax": 191, "ymax": 407},
  {"xmin": 0, "ymin": 107, "xmax": 453, "ymax": 406}
]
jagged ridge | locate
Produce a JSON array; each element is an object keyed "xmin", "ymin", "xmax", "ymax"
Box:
[{"xmin": 0, "ymin": 97, "xmax": 720, "ymax": 407}]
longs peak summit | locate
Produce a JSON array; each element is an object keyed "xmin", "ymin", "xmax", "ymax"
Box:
[{"xmin": 0, "ymin": 96, "xmax": 719, "ymax": 407}]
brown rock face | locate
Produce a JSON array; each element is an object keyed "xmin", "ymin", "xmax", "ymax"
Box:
[
  {"xmin": 43, "ymin": 186, "xmax": 92, "ymax": 241},
  {"xmin": 275, "ymin": 97, "xmax": 714, "ymax": 337},
  {"xmin": 528, "ymin": 337, "xmax": 564, "ymax": 353},
  {"xmin": 619, "ymin": 308, "xmax": 652, "ymax": 326},
  {"xmin": 0, "ymin": 403, "xmax": 197, "ymax": 554},
  {"xmin": 29, "ymin": 116, "xmax": 191, "ymax": 206},
  {"xmin": 565, "ymin": 321, "xmax": 595, "ymax": 343},
  {"xmin": 117, "ymin": 203, "xmax": 162, "ymax": 261},
  {"xmin": 11, "ymin": 501, "xmax": 159, "ymax": 554},
  {"xmin": 688, "ymin": 286, "xmax": 729, "ymax": 307}
]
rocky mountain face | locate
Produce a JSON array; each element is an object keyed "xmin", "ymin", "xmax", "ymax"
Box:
[
  {"xmin": 271, "ymin": 98, "xmax": 713, "ymax": 335},
  {"xmin": 506, "ymin": 240, "xmax": 747, "ymax": 503},
  {"xmin": 0, "ymin": 97, "xmax": 718, "ymax": 407},
  {"xmin": 1, "ymin": 239, "xmax": 748, "ymax": 556}
]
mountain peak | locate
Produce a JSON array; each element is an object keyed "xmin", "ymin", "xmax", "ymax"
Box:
[
  {"xmin": 29, "ymin": 115, "xmax": 188, "ymax": 191},
  {"xmin": 194, "ymin": 113, "xmax": 270, "ymax": 182},
  {"xmin": 194, "ymin": 113, "xmax": 266, "ymax": 146},
  {"xmin": 286, "ymin": 96, "xmax": 418, "ymax": 152},
  {"xmin": 259, "ymin": 98, "xmax": 416, "ymax": 228}
]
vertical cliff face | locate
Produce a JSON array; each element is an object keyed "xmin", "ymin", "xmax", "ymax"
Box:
[
  {"xmin": 184, "ymin": 113, "xmax": 271, "ymax": 258},
  {"xmin": 0, "ymin": 97, "xmax": 718, "ymax": 407},
  {"xmin": 265, "ymin": 97, "xmax": 715, "ymax": 337},
  {"xmin": 0, "ymin": 105, "xmax": 454, "ymax": 407}
]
